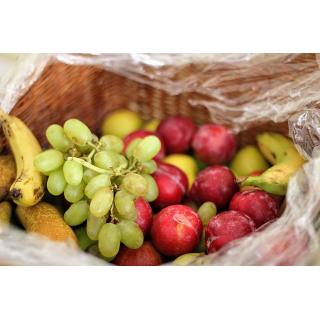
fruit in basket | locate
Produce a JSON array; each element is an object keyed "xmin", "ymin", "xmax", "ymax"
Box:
[
  {"xmin": 124, "ymin": 130, "xmax": 165, "ymax": 160},
  {"xmin": 163, "ymin": 154, "xmax": 198, "ymax": 187},
  {"xmin": 118, "ymin": 220, "xmax": 144, "ymax": 249},
  {"xmin": 242, "ymin": 132, "xmax": 305, "ymax": 195},
  {"xmin": 0, "ymin": 201, "xmax": 12, "ymax": 225},
  {"xmin": 156, "ymin": 116, "xmax": 196, "ymax": 153},
  {"xmin": 135, "ymin": 197, "xmax": 153, "ymax": 236},
  {"xmin": 190, "ymin": 166, "xmax": 238, "ymax": 209},
  {"xmin": 64, "ymin": 200, "xmax": 89, "ymax": 226},
  {"xmin": 143, "ymin": 119, "xmax": 160, "ymax": 132},
  {"xmin": 197, "ymin": 201, "xmax": 217, "ymax": 226},
  {"xmin": 64, "ymin": 118, "xmax": 93, "ymax": 146},
  {"xmin": 173, "ymin": 252, "xmax": 203, "ymax": 266},
  {"xmin": 114, "ymin": 241, "xmax": 162, "ymax": 266},
  {"xmin": 46, "ymin": 124, "xmax": 73, "ymax": 152},
  {"xmin": 74, "ymin": 226, "xmax": 96, "ymax": 251},
  {"xmin": 229, "ymin": 190, "xmax": 280, "ymax": 227},
  {"xmin": 151, "ymin": 205, "xmax": 202, "ymax": 257},
  {"xmin": 16, "ymin": 202, "xmax": 78, "ymax": 245},
  {"xmin": 98, "ymin": 223, "xmax": 121, "ymax": 258},
  {"xmin": 0, "ymin": 111, "xmax": 45, "ymax": 207},
  {"xmin": 102, "ymin": 109, "xmax": 143, "ymax": 139},
  {"xmin": 192, "ymin": 124, "xmax": 237, "ymax": 165},
  {"xmin": 230, "ymin": 145, "xmax": 269, "ymax": 177},
  {"xmin": 205, "ymin": 210, "xmax": 255, "ymax": 253},
  {"xmin": 152, "ymin": 162, "xmax": 188, "ymax": 209},
  {"xmin": 0, "ymin": 155, "xmax": 16, "ymax": 201}
]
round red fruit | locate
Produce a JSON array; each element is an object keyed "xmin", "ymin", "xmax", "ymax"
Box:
[
  {"xmin": 190, "ymin": 165, "xmax": 238, "ymax": 209},
  {"xmin": 114, "ymin": 241, "xmax": 163, "ymax": 266},
  {"xmin": 124, "ymin": 130, "xmax": 166, "ymax": 160},
  {"xmin": 205, "ymin": 210, "xmax": 255, "ymax": 253},
  {"xmin": 156, "ymin": 116, "xmax": 196, "ymax": 153},
  {"xmin": 135, "ymin": 197, "xmax": 153, "ymax": 236},
  {"xmin": 229, "ymin": 190, "xmax": 280, "ymax": 228},
  {"xmin": 152, "ymin": 162, "xmax": 188, "ymax": 209},
  {"xmin": 192, "ymin": 124, "xmax": 237, "ymax": 165},
  {"xmin": 151, "ymin": 205, "xmax": 203, "ymax": 257}
]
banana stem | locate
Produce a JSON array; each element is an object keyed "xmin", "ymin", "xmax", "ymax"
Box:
[{"xmin": 67, "ymin": 157, "xmax": 112, "ymax": 174}]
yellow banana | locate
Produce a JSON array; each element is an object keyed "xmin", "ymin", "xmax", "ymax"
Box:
[
  {"xmin": 0, "ymin": 109, "xmax": 45, "ymax": 206},
  {"xmin": 242, "ymin": 132, "xmax": 305, "ymax": 195}
]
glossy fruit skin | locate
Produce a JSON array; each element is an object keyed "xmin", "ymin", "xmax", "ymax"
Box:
[
  {"xmin": 151, "ymin": 205, "xmax": 203, "ymax": 257},
  {"xmin": 134, "ymin": 197, "xmax": 153, "ymax": 236},
  {"xmin": 163, "ymin": 154, "xmax": 198, "ymax": 187},
  {"xmin": 229, "ymin": 190, "xmax": 280, "ymax": 228},
  {"xmin": 123, "ymin": 130, "xmax": 165, "ymax": 160},
  {"xmin": 192, "ymin": 124, "xmax": 237, "ymax": 165},
  {"xmin": 114, "ymin": 241, "xmax": 163, "ymax": 266},
  {"xmin": 190, "ymin": 166, "xmax": 238, "ymax": 209},
  {"xmin": 152, "ymin": 163, "xmax": 188, "ymax": 209},
  {"xmin": 205, "ymin": 210, "xmax": 255, "ymax": 253},
  {"xmin": 156, "ymin": 116, "xmax": 196, "ymax": 154}
]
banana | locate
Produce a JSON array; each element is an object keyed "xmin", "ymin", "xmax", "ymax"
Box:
[
  {"xmin": 0, "ymin": 109, "xmax": 45, "ymax": 206},
  {"xmin": 241, "ymin": 132, "xmax": 305, "ymax": 195}
]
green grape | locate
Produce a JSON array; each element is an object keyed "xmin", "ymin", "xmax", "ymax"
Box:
[
  {"xmin": 89, "ymin": 187, "xmax": 114, "ymax": 217},
  {"xmin": 46, "ymin": 124, "xmax": 73, "ymax": 152},
  {"xmin": 195, "ymin": 229, "xmax": 206, "ymax": 253},
  {"xmin": 197, "ymin": 201, "xmax": 217, "ymax": 226},
  {"xmin": 125, "ymin": 138, "xmax": 142, "ymax": 158},
  {"xmin": 63, "ymin": 119, "xmax": 92, "ymax": 146},
  {"xmin": 118, "ymin": 220, "xmax": 144, "ymax": 249},
  {"xmin": 100, "ymin": 135, "xmax": 124, "ymax": 153},
  {"xmin": 122, "ymin": 173, "xmax": 148, "ymax": 197},
  {"xmin": 64, "ymin": 200, "xmax": 89, "ymax": 226},
  {"xmin": 114, "ymin": 190, "xmax": 137, "ymax": 220},
  {"xmin": 98, "ymin": 223, "xmax": 121, "ymax": 258},
  {"xmin": 94, "ymin": 150, "xmax": 119, "ymax": 169},
  {"xmin": 74, "ymin": 226, "xmax": 96, "ymax": 251},
  {"xmin": 34, "ymin": 149, "xmax": 64, "ymax": 173},
  {"xmin": 117, "ymin": 154, "xmax": 128, "ymax": 170},
  {"xmin": 64, "ymin": 181, "xmax": 85, "ymax": 203},
  {"xmin": 77, "ymin": 144, "xmax": 92, "ymax": 154},
  {"xmin": 88, "ymin": 244, "xmax": 115, "ymax": 262},
  {"xmin": 133, "ymin": 136, "xmax": 161, "ymax": 162},
  {"xmin": 141, "ymin": 174, "xmax": 159, "ymax": 202},
  {"xmin": 83, "ymin": 168, "xmax": 98, "ymax": 184},
  {"xmin": 63, "ymin": 160, "xmax": 83, "ymax": 186},
  {"xmin": 87, "ymin": 213, "xmax": 106, "ymax": 241},
  {"xmin": 141, "ymin": 160, "xmax": 157, "ymax": 174},
  {"xmin": 84, "ymin": 174, "xmax": 111, "ymax": 199},
  {"xmin": 47, "ymin": 168, "xmax": 66, "ymax": 196}
]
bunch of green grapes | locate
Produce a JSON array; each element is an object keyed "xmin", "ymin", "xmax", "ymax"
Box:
[{"xmin": 34, "ymin": 119, "xmax": 160, "ymax": 259}]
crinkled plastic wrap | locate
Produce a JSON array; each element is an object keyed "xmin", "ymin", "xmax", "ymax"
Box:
[{"xmin": 2, "ymin": 53, "xmax": 320, "ymax": 265}]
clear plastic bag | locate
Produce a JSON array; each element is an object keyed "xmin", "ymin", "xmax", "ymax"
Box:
[{"xmin": 1, "ymin": 53, "xmax": 320, "ymax": 265}]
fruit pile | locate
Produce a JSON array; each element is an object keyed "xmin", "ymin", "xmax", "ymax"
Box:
[{"xmin": 0, "ymin": 107, "xmax": 305, "ymax": 266}]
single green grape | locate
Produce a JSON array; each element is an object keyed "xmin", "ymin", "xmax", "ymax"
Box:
[
  {"xmin": 122, "ymin": 173, "xmax": 148, "ymax": 197},
  {"xmin": 63, "ymin": 160, "xmax": 83, "ymax": 186},
  {"xmin": 46, "ymin": 124, "xmax": 73, "ymax": 152},
  {"xmin": 64, "ymin": 200, "xmax": 89, "ymax": 226},
  {"xmin": 83, "ymin": 168, "xmax": 98, "ymax": 184},
  {"xmin": 89, "ymin": 187, "xmax": 114, "ymax": 217},
  {"xmin": 197, "ymin": 201, "xmax": 217, "ymax": 226},
  {"xmin": 117, "ymin": 154, "xmax": 128, "ymax": 170},
  {"xmin": 64, "ymin": 181, "xmax": 85, "ymax": 203},
  {"xmin": 47, "ymin": 168, "xmax": 66, "ymax": 196},
  {"xmin": 118, "ymin": 220, "xmax": 144, "ymax": 249},
  {"xmin": 34, "ymin": 149, "xmax": 64, "ymax": 173},
  {"xmin": 74, "ymin": 226, "xmax": 96, "ymax": 251},
  {"xmin": 88, "ymin": 244, "xmax": 115, "ymax": 262},
  {"xmin": 63, "ymin": 119, "xmax": 92, "ymax": 146},
  {"xmin": 100, "ymin": 135, "xmax": 124, "ymax": 153},
  {"xmin": 141, "ymin": 174, "xmax": 159, "ymax": 202},
  {"xmin": 114, "ymin": 190, "xmax": 137, "ymax": 220},
  {"xmin": 141, "ymin": 160, "xmax": 157, "ymax": 174},
  {"xmin": 94, "ymin": 150, "xmax": 119, "ymax": 169},
  {"xmin": 125, "ymin": 138, "xmax": 142, "ymax": 158},
  {"xmin": 98, "ymin": 223, "xmax": 121, "ymax": 258},
  {"xmin": 133, "ymin": 136, "xmax": 161, "ymax": 162},
  {"xmin": 86, "ymin": 213, "xmax": 106, "ymax": 241},
  {"xmin": 84, "ymin": 174, "xmax": 111, "ymax": 199}
]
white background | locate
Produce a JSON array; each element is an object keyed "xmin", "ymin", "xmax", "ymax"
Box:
[{"xmin": 1, "ymin": 1, "xmax": 320, "ymax": 320}]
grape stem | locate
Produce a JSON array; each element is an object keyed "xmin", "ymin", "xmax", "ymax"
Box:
[{"xmin": 67, "ymin": 157, "xmax": 113, "ymax": 174}]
